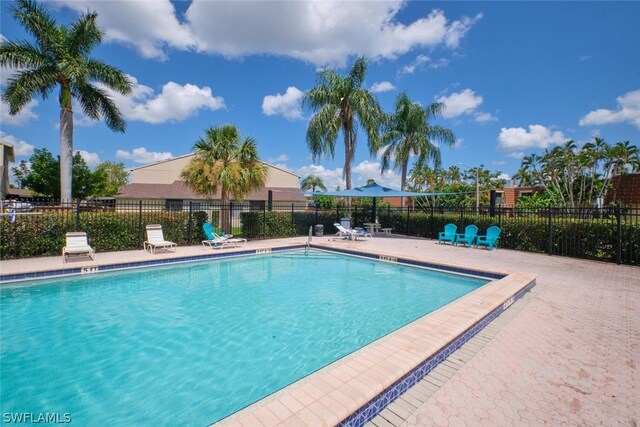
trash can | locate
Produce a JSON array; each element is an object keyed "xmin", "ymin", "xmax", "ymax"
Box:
[
  {"xmin": 340, "ymin": 217, "xmax": 351, "ymax": 230},
  {"xmin": 315, "ymin": 224, "xmax": 324, "ymax": 237}
]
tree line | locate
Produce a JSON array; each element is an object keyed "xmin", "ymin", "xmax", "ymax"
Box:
[{"xmin": 11, "ymin": 148, "xmax": 129, "ymax": 198}]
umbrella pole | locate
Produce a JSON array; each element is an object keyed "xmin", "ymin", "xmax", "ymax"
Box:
[{"xmin": 372, "ymin": 197, "xmax": 377, "ymax": 223}]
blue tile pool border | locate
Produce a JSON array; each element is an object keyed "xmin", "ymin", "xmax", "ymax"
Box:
[
  {"xmin": 0, "ymin": 245, "xmax": 307, "ymax": 284},
  {"xmin": 1, "ymin": 244, "xmax": 504, "ymax": 284},
  {"xmin": 338, "ymin": 276, "xmax": 537, "ymax": 427}
]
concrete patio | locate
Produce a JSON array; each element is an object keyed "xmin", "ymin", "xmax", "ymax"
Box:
[{"xmin": 1, "ymin": 235, "xmax": 638, "ymax": 426}]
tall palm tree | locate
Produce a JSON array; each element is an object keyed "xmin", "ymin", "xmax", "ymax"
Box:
[
  {"xmin": 303, "ymin": 57, "xmax": 382, "ymax": 191},
  {"xmin": 0, "ymin": 0, "xmax": 132, "ymax": 201},
  {"xmin": 380, "ymin": 93, "xmax": 455, "ymax": 192},
  {"xmin": 181, "ymin": 125, "xmax": 268, "ymax": 233},
  {"xmin": 300, "ymin": 174, "xmax": 327, "ymax": 193}
]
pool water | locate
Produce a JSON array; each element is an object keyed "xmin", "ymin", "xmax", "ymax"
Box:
[{"xmin": 0, "ymin": 250, "xmax": 487, "ymax": 426}]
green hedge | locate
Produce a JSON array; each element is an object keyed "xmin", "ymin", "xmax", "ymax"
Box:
[
  {"xmin": 379, "ymin": 212, "xmax": 639, "ymax": 264},
  {"xmin": 240, "ymin": 211, "xmax": 338, "ymax": 238},
  {"xmin": 0, "ymin": 211, "xmax": 210, "ymax": 259},
  {"xmin": 239, "ymin": 210, "xmax": 639, "ymax": 264}
]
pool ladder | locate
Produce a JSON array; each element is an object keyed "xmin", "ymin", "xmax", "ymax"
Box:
[{"xmin": 305, "ymin": 226, "xmax": 312, "ymax": 255}]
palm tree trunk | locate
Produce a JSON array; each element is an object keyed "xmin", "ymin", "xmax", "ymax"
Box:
[
  {"xmin": 221, "ymin": 190, "xmax": 230, "ymax": 233},
  {"xmin": 612, "ymin": 172, "xmax": 623, "ymax": 204},
  {"xmin": 60, "ymin": 98, "xmax": 73, "ymax": 202},
  {"xmin": 400, "ymin": 160, "xmax": 408, "ymax": 208}
]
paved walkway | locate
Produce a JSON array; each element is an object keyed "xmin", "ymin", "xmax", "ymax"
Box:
[{"xmin": 333, "ymin": 238, "xmax": 639, "ymax": 426}]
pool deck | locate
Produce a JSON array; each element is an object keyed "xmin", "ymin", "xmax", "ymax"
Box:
[{"xmin": 1, "ymin": 236, "xmax": 638, "ymax": 426}]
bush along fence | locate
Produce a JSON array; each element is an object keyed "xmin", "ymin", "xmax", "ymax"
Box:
[
  {"xmin": 240, "ymin": 204, "xmax": 639, "ymax": 266},
  {"xmin": 1, "ymin": 199, "xmax": 638, "ymax": 265}
]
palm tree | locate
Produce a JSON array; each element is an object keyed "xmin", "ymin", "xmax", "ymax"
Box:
[
  {"xmin": 0, "ymin": 0, "xmax": 132, "ymax": 201},
  {"xmin": 300, "ymin": 174, "xmax": 327, "ymax": 193},
  {"xmin": 380, "ymin": 93, "xmax": 455, "ymax": 193},
  {"xmin": 303, "ymin": 57, "xmax": 382, "ymax": 191},
  {"xmin": 609, "ymin": 140, "xmax": 640, "ymax": 203},
  {"xmin": 181, "ymin": 125, "xmax": 268, "ymax": 233}
]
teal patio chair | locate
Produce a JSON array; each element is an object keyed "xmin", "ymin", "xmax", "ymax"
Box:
[
  {"xmin": 475, "ymin": 226, "xmax": 501, "ymax": 250},
  {"xmin": 438, "ymin": 223, "xmax": 457, "ymax": 245},
  {"xmin": 455, "ymin": 224, "xmax": 478, "ymax": 248}
]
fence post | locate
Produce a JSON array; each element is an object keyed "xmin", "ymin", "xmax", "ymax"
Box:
[
  {"xmin": 262, "ymin": 203, "xmax": 266, "ymax": 240},
  {"xmin": 616, "ymin": 203, "xmax": 622, "ymax": 265},
  {"xmin": 187, "ymin": 201, "xmax": 193, "ymax": 245},
  {"xmin": 406, "ymin": 208, "xmax": 410, "ymax": 236},
  {"xmin": 547, "ymin": 204, "xmax": 553, "ymax": 255},
  {"xmin": 138, "ymin": 200, "xmax": 143, "ymax": 248},
  {"xmin": 315, "ymin": 204, "xmax": 319, "ymax": 225},
  {"xmin": 75, "ymin": 199, "xmax": 81, "ymax": 231},
  {"xmin": 291, "ymin": 203, "xmax": 295, "ymax": 236},
  {"xmin": 430, "ymin": 205, "xmax": 434, "ymax": 238},
  {"xmin": 498, "ymin": 205, "xmax": 502, "ymax": 227}
]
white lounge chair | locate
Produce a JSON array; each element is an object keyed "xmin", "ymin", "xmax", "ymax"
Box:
[
  {"xmin": 144, "ymin": 224, "xmax": 177, "ymax": 254},
  {"xmin": 334, "ymin": 223, "xmax": 372, "ymax": 240},
  {"xmin": 63, "ymin": 232, "xmax": 95, "ymax": 263}
]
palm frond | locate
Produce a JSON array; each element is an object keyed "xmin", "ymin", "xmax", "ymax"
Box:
[
  {"xmin": 306, "ymin": 105, "xmax": 341, "ymax": 160},
  {"xmin": 11, "ymin": 0, "xmax": 58, "ymax": 53},
  {"xmin": 0, "ymin": 40, "xmax": 49, "ymax": 69},
  {"xmin": 2, "ymin": 66, "xmax": 57, "ymax": 113},
  {"xmin": 87, "ymin": 59, "xmax": 132, "ymax": 95},
  {"xmin": 74, "ymin": 83, "xmax": 126, "ymax": 132},
  {"xmin": 68, "ymin": 11, "xmax": 102, "ymax": 57}
]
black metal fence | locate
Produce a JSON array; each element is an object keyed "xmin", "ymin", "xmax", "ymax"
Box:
[{"xmin": 1, "ymin": 199, "xmax": 638, "ymax": 265}]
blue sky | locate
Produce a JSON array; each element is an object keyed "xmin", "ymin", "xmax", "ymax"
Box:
[{"xmin": 1, "ymin": 0, "xmax": 639, "ymax": 190}]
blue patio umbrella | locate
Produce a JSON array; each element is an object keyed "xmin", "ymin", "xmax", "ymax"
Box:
[{"xmin": 320, "ymin": 182, "xmax": 435, "ymax": 222}]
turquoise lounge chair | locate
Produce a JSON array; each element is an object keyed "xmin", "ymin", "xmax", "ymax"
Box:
[
  {"xmin": 202, "ymin": 223, "xmax": 245, "ymax": 249},
  {"xmin": 438, "ymin": 223, "xmax": 457, "ymax": 245},
  {"xmin": 475, "ymin": 226, "xmax": 501, "ymax": 250},
  {"xmin": 455, "ymin": 224, "xmax": 478, "ymax": 248}
]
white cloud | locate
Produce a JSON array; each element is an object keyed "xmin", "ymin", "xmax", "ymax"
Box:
[
  {"xmin": 0, "ymin": 131, "xmax": 34, "ymax": 157},
  {"xmin": 498, "ymin": 125, "xmax": 568, "ymax": 151},
  {"xmin": 100, "ymin": 75, "xmax": 225, "ymax": 124},
  {"xmin": 492, "ymin": 160, "xmax": 506, "ymax": 165},
  {"xmin": 55, "ymin": 0, "xmax": 195, "ymax": 60},
  {"xmin": 579, "ymin": 55, "xmax": 592, "ymax": 61},
  {"xmin": 75, "ymin": 150, "xmax": 100, "ymax": 168},
  {"xmin": 268, "ymin": 154, "xmax": 289, "ymax": 163},
  {"xmin": 0, "ymin": 99, "xmax": 38, "ymax": 126},
  {"xmin": 58, "ymin": 2, "xmax": 480, "ymax": 67},
  {"xmin": 116, "ymin": 147, "xmax": 173, "ymax": 164},
  {"xmin": 296, "ymin": 164, "xmax": 345, "ymax": 191},
  {"xmin": 474, "ymin": 112, "xmax": 498, "ymax": 122},
  {"xmin": 498, "ymin": 173, "xmax": 510, "ymax": 181},
  {"xmin": 401, "ymin": 54, "xmax": 449, "ymax": 74},
  {"xmin": 579, "ymin": 89, "xmax": 640, "ymax": 130},
  {"xmin": 353, "ymin": 160, "xmax": 402, "ymax": 189},
  {"xmin": 371, "ymin": 81, "xmax": 396, "ymax": 93},
  {"xmin": 262, "ymin": 87, "xmax": 304, "ymax": 120},
  {"xmin": 436, "ymin": 88, "xmax": 483, "ymax": 118},
  {"xmin": 453, "ymin": 138, "xmax": 463, "ymax": 149},
  {"xmin": 507, "ymin": 152, "xmax": 525, "ymax": 159}
]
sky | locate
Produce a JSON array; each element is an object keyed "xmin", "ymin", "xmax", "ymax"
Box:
[{"xmin": 1, "ymin": 0, "xmax": 639, "ymax": 191}]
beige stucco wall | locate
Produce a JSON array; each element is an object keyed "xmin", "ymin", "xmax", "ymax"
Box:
[{"xmin": 131, "ymin": 154, "xmax": 299, "ymax": 188}]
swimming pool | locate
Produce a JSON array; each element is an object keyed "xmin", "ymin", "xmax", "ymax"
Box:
[{"xmin": 0, "ymin": 250, "xmax": 488, "ymax": 426}]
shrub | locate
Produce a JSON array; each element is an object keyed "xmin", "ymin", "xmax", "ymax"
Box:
[
  {"xmin": 240, "ymin": 210, "xmax": 338, "ymax": 238},
  {"xmin": 0, "ymin": 211, "xmax": 209, "ymax": 259}
]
